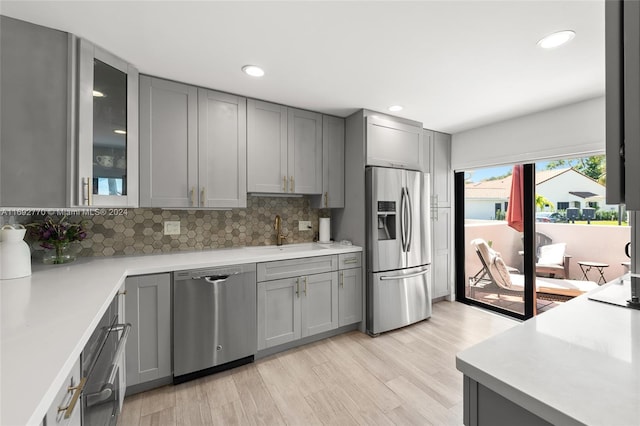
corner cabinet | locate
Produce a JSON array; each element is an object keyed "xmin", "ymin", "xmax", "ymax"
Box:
[
  {"xmin": 76, "ymin": 38, "xmax": 139, "ymax": 207},
  {"xmin": 247, "ymin": 100, "xmax": 322, "ymax": 195},
  {"xmin": 125, "ymin": 274, "xmax": 172, "ymax": 391},
  {"xmin": 312, "ymin": 115, "xmax": 345, "ymax": 208},
  {"xmin": 139, "ymin": 76, "xmax": 247, "ymax": 208}
]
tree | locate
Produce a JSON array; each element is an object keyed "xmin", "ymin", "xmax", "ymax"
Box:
[
  {"xmin": 536, "ymin": 194, "xmax": 554, "ymax": 210},
  {"xmin": 545, "ymin": 156, "xmax": 605, "ymax": 181}
]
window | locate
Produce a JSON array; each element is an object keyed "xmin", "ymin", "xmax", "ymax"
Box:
[{"xmin": 557, "ymin": 202, "xmax": 569, "ymax": 210}]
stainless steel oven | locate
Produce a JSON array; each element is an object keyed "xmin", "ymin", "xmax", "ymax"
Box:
[{"xmin": 81, "ymin": 295, "xmax": 130, "ymax": 426}]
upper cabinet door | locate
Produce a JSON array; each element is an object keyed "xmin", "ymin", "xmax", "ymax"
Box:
[
  {"xmin": 366, "ymin": 115, "xmax": 424, "ymax": 171},
  {"xmin": 288, "ymin": 108, "xmax": 323, "ymax": 194},
  {"xmin": 77, "ymin": 38, "xmax": 139, "ymax": 207},
  {"xmin": 432, "ymin": 132, "xmax": 452, "ymax": 207},
  {"xmin": 247, "ymin": 100, "xmax": 288, "ymax": 193},
  {"xmin": 139, "ymin": 76, "xmax": 198, "ymax": 208},
  {"xmin": 198, "ymin": 89, "xmax": 247, "ymax": 208},
  {"xmin": 313, "ymin": 115, "xmax": 345, "ymax": 207}
]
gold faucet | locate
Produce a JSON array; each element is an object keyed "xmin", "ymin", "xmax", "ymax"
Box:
[{"xmin": 274, "ymin": 215, "xmax": 287, "ymax": 246}]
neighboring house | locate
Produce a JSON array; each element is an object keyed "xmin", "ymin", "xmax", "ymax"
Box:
[{"xmin": 465, "ymin": 168, "xmax": 616, "ymax": 220}]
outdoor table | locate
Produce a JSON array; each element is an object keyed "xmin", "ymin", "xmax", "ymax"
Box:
[{"xmin": 578, "ymin": 260, "xmax": 609, "ymax": 284}]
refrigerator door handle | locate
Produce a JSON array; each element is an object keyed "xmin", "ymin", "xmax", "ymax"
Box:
[
  {"xmin": 405, "ymin": 187, "xmax": 413, "ymax": 252},
  {"xmin": 400, "ymin": 187, "xmax": 407, "ymax": 252},
  {"xmin": 379, "ymin": 269, "xmax": 429, "ymax": 281}
]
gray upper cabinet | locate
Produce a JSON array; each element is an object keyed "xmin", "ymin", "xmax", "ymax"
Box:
[
  {"xmin": 287, "ymin": 108, "xmax": 323, "ymax": 194},
  {"xmin": 431, "ymin": 132, "xmax": 452, "ymax": 207},
  {"xmin": 139, "ymin": 76, "xmax": 198, "ymax": 207},
  {"xmin": 247, "ymin": 100, "xmax": 322, "ymax": 195},
  {"xmin": 139, "ymin": 76, "xmax": 247, "ymax": 208},
  {"xmin": 0, "ymin": 16, "xmax": 70, "ymax": 208},
  {"xmin": 76, "ymin": 38, "xmax": 139, "ymax": 207},
  {"xmin": 198, "ymin": 88, "xmax": 247, "ymax": 208},
  {"xmin": 247, "ymin": 100, "xmax": 288, "ymax": 193},
  {"xmin": 366, "ymin": 114, "xmax": 424, "ymax": 171},
  {"xmin": 312, "ymin": 115, "xmax": 345, "ymax": 208}
]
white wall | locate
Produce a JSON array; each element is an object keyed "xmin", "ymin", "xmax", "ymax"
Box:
[
  {"xmin": 451, "ymin": 96, "xmax": 605, "ymax": 171},
  {"xmin": 466, "ymin": 199, "xmax": 506, "ymax": 220}
]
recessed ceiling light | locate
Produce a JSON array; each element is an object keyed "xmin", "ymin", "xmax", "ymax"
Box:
[
  {"xmin": 114, "ymin": 129, "xmax": 127, "ymax": 135},
  {"xmin": 242, "ymin": 65, "xmax": 265, "ymax": 77},
  {"xmin": 93, "ymin": 90, "xmax": 105, "ymax": 97},
  {"xmin": 537, "ymin": 30, "xmax": 575, "ymax": 49},
  {"xmin": 388, "ymin": 105, "xmax": 403, "ymax": 112}
]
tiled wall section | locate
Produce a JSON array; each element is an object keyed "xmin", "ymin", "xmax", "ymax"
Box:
[{"xmin": 6, "ymin": 196, "xmax": 329, "ymax": 257}]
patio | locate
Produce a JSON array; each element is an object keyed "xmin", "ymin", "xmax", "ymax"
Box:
[{"xmin": 464, "ymin": 220, "xmax": 630, "ymax": 314}]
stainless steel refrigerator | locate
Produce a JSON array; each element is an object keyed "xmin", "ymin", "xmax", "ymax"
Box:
[{"xmin": 366, "ymin": 166, "xmax": 432, "ymax": 335}]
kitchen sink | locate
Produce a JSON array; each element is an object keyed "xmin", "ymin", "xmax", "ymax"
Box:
[{"xmin": 245, "ymin": 243, "xmax": 328, "ymax": 253}]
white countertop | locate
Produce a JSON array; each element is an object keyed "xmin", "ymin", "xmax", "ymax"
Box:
[
  {"xmin": 1, "ymin": 242, "xmax": 362, "ymax": 426},
  {"xmin": 456, "ymin": 277, "xmax": 640, "ymax": 426}
]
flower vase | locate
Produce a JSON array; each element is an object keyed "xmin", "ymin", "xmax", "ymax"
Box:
[{"xmin": 43, "ymin": 242, "xmax": 78, "ymax": 265}]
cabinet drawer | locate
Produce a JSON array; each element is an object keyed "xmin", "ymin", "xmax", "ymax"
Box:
[
  {"xmin": 46, "ymin": 357, "xmax": 82, "ymax": 426},
  {"xmin": 338, "ymin": 252, "xmax": 362, "ymax": 270},
  {"xmin": 257, "ymin": 255, "xmax": 337, "ymax": 281}
]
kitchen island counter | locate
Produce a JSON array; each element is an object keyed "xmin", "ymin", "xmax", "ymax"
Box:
[
  {"xmin": 456, "ymin": 277, "xmax": 640, "ymax": 426},
  {"xmin": 1, "ymin": 242, "xmax": 362, "ymax": 426}
]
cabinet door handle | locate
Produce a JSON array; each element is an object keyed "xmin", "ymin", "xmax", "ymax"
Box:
[
  {"xmin": 290, "ymin": 176, "xmax": 295, "ymax": 193},
  {"xmin": 190, "ymin": 187, "xmax": 195, "ymax": 207},
  {"xmin": 324, "ymin": 192, "xmax": 328, "ymax": 207},
  {"xmin": 296, "ymin": 277, "xmax": 300, "ymax": 298},
  {"xmin": 82, "ymin": 177, "xmax": 91, "ymax": 206},
  {"xmin": 343, "ymin": 258, "xmax": 358, "ymax": 264},
  {"xmin": 340, "ymin": 271, "xmax": 344, "ymax": 288},
  {"xmin": 200, "ymin": 187, "xmax": 205, "ymax": 207},
  {"xmin": 283, "ymin": 176, "xmax": 288, "ymax": 192},
  {"xmin": 58, "ymin": 377, "xmax": 87, "ymax": 419}
]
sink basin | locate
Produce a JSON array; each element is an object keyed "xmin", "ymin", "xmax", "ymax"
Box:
[{"xmin": 245, "ymin": 243, "xmax": 327, "ymax": 253}]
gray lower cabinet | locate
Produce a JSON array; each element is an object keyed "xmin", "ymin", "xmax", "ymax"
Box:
[
  {"xmin": 338, "ymin": 252, "xmax": 362, "ymax": 326},
  {"xmin": 432, "ymin": 208, "xmax": 452, "ymax": 299},
  {"xmin": 300, "ymin": 271, "xmax": 339, "ymax": 337},
  {"xmin": 0, "ymin": 16, "xmax": 70, "ymax": 207},
  {"xmin": 43, "ymin": 357, "xmax": 82, "ymax": 426},
  {"xmin": 125, "ymin": 274, "xmax": 171, "ymax": 391},
  {"xmin": 257, "ymin": 277, "xmax": 301, "ymax": 349},
  {"xmin": 139, "ymin": 75, "xmax": 247, "ymax": 208}
]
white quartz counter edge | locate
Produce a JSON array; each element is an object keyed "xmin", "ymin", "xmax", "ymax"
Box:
[
  {"xmin": 456, "ymin": 286, "xmax": 640, "ymax": 426},
  {"xmin": 1, "ymin": 243, "xmax": 362, "ymax": 426}
]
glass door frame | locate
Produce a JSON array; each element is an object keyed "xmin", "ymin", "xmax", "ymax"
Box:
[{"xmin": 454, "ymin": 164, "xmax": 536, "ymax": 321}]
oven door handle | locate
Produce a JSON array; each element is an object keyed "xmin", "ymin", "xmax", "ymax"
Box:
[{"xmin": 85, "ymin": 323, "xmax": 131, "ymax": 407}]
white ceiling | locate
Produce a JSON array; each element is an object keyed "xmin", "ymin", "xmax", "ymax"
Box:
[{"xmin": 0, "ymin": 0, "xmax": 605, "ymax": 134}]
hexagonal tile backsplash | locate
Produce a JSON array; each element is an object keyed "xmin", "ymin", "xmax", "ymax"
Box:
[{"xmin": 8, "ymin": 196, "xmax": 329, "ymax": 257}]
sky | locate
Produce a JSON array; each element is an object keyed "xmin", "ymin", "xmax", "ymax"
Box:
[{"xmin": 467, "ymin": 162, "xmax": 552, "ymax": 182}]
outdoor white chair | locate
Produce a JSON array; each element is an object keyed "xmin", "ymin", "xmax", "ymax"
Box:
[{"xmin": 469, "ymin": 238, "xmax": 598, "ymax": 302}]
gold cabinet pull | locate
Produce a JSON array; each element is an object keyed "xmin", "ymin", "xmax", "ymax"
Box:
[
  {"xmin": 82, "ymin": 177, "xmax": 92, "ymax": 206},
  {"xmin": 296, "ymin": 277, "xmax": 300, "ymax": 298},
  {"xmin": 290, "ymin": 176, "xmax": 294, "ymax": 193},
  {"xmin": 190, "ymin": 186, "xmax": 195, "ymax": 206},
  {"xmin": 304, "ymin": 276, "xmax": 307, "ymax": 295},
  {"xmin": 340, "ymin": 271, "xmax": 344, "ymax": 288},
  {"xmin": 344, "ymin": 258, "xmax": 358, "ymax": 264},
  {"xmin": 117, "ymin": 290, "xmax": 127, "ymax": 296},
  {"xmin": 324, "ymin": 192, "xmax": 328, "ymax": 207},
  {"xmin": 58, "ymin": 377, "xmax": 87, "ymax": 419},
  {"xmin": 200, "ymin": 187, "xmax": 205, "ymax": 207},
  {"xmin": 283, "ymin": 176, "xmax": 287, "ymax": 192}
]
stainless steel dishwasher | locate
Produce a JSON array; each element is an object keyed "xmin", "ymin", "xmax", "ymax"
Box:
[{"xmin": 173, "ymin": 263, "xmax": 256, "ymax": 383}]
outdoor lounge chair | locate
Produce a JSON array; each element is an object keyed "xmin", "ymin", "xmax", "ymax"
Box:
[
  {"xmin": 469, "ymin": 238, "xmax": 598, "ymax": 302},
  {"xmin": 534, "ymin": 232, "xmax": 571, "ymax": 279}
]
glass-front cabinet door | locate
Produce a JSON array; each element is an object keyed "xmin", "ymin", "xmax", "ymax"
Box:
[{"xmin": 77, "ymin": 38, "xmax": 138, "ymax": 207}]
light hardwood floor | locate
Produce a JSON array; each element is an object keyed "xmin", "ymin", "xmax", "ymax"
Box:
[{"xmin": 119, "ymin": 301, "xmax": 516, "ymax": 426}]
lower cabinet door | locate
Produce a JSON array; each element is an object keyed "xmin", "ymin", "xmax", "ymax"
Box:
[
  {"xmin": 257, "ymin": 277, "xmax": 301, "ymax": 350},
  {"xmin": 339, "ymin": 267, "xmax": 363, "ymax": 327},
  {"xmin": 45, "ymin": 357, "xmax": 82, "ymax": 426},
  {"xmin": 125, "ymin": 274, "xmax": 171, "ymax": 388},
  {"xmin": 301, "ymin": 271, "xmax": 338, "ymax": 337}
]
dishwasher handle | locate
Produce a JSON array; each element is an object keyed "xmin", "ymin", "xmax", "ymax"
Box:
[{"xmin": 192, "ymin": 274, "xmax": 234, "ymax": 284}]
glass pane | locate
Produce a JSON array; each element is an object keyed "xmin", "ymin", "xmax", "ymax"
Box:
[
  {"xmin": 92, "ymin": 59, "xmax": 127, "ymax": 196},
  {"xmin": 464, "ymin": 164, "xmax": 526, "ymax": 316},
  {"xmin": 535, "ymin": 157, "xmax": 629, "ymax": 295}
]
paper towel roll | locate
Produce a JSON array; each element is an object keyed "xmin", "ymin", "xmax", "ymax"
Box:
[{"xmin": 319, "ymin": 218, "xmax": 331, "ymax": 243}]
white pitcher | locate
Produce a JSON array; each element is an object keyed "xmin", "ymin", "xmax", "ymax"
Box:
[{"xmin": 0, "ymin": 224, "xmax": 32, "ymax": 279}]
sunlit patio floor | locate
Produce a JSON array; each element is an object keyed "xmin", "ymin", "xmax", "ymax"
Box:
[{"xmin": 468, "ymin": 289, "xmax": 564, "ymax": 315}]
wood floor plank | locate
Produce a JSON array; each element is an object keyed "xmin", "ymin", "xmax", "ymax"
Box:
[{"xmin": 121, "ymin": 301, "xmax": 517, "ymax": 426}]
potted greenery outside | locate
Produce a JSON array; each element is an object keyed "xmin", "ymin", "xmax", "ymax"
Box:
[{"xmin": 28, "ymin": 216, "xmax": 87, "ymax": 264}]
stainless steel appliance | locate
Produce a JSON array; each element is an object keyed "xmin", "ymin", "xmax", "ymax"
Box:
[
  {"xmin": 366, "ymin": 166, "xmax": 432, "ymax": 335},
  {"xmin": 81, "ymin": 295, "xmax": 130, "ymax": 426},
  {"xmin": 173, "ymin": 264, "xmax": 257, "ymax": 383}
]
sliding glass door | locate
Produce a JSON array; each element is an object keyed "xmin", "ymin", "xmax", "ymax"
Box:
[{"xmin": 455, "ymin": 163, "xmax": 536, "ymax": 320}]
